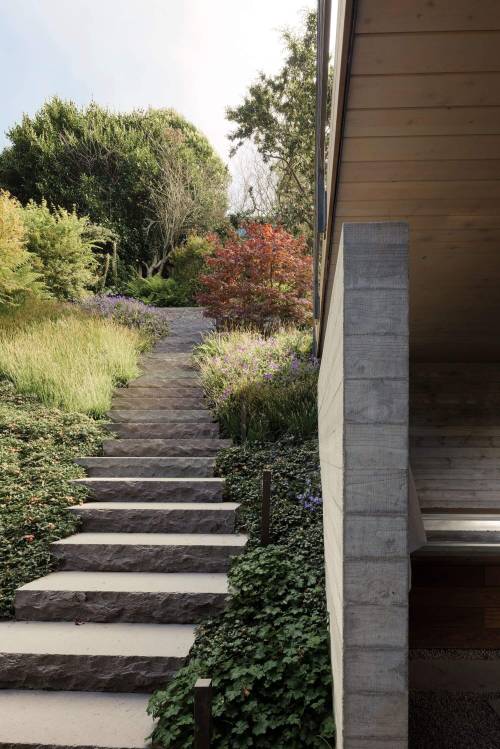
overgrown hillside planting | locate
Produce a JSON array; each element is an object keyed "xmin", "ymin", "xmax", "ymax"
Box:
[{"xmin": 149, "ymin": 329, "xmax": 335, "ymax": 748}]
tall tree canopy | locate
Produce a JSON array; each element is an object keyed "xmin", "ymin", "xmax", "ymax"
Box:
[
  {"xmin": 226, "ymin": 11, "xmax": 331, "ymax": 239},
  {"xmin": 0, "ymin": 98, "xmax": 229, "ymax": 277}
]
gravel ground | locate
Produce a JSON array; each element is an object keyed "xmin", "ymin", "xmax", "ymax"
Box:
[{"xmin": 410, "ymin": 691, "xmax": 500, "ymax": 749}]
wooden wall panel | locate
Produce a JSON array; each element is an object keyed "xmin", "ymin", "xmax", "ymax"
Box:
[
  {"xmin": 345, "ymin": 107, "xmax": 500, "ymax": 138},
  {"xmin": 349, "ymin": 73, "xmax": 500, "ymax": 109},
  {"xmin": 340, "ymin": 160, "xmax": 500, "ymax": 183},
  {"xmin": 352, "ymin": 32, "xmax": 500, "ymax": 75},
  {"xmin": 343, "ymin": 135, "xmax": 500, "ymax": 162},
  {"xmin": 356, "ymin": 0, "xmax": 500, "ymax": 34}
]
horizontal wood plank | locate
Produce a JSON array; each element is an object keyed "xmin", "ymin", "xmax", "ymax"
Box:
[
  {"xmin": 356, "ymin": 0, "xmax": 500, "ymax": 34},
  {"xmin": 337, "ymin": 198, "xmax": 500, "ymax": 217},
  {"xmin": 349, "ymin": 73, "xmax": 500, "ymax": 109},
  {"xmin": 340, "ymin": 159, "xmax": 500, "ymax": 182},
  {"xmin": 339, "ymin": 180, "xmax": 500, "ymax": 201},
  {"xmin": 345, "ymin": 106, "xmax": 500, "ymax": 138},
  {"xmin": 343, "ymin": 135, "xmax": 500, "ymax": 162},
  {"xmin": 352, "ymin": 32, "xmax": 500, "ymax": 76}
]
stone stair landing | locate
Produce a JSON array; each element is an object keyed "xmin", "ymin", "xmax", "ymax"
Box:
[{"xmin": 0, "ymin": 308, "xmax": 246, "ymax": 749}]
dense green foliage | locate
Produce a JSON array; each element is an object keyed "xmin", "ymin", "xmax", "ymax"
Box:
[
  {"xmin": 0, "ymin": 189, "xmax": 111, "ymax": 304},
  {"xmin": 227, "ymin": 11, "xmax": 331, "ymax": 238},
  {"xmin": 195, "ymin": 328, "xmax": 318, "ymax": 442},
  {"xmin": 23, "ymin": 199, "xmax": 111, "ymax": 300},
  {"xmin": 0, "ymin": 191, "xmax": 46, "ymax": 305},
  {"xmin": 127, "ymin": 234, "xmax": 215, "ymax": 306},
  {"xmin": 0, "ymin": 98, "xmax": 228, "ymax": 276},
  {"xmin": 0, "ymin": 380, "xmax": 106, "ymax": 617},
  {"xmin": 149, "ymin": 440, "xmax": 334, "ymax": 748}
]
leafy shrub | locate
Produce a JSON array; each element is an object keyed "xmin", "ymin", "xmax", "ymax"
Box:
[
  {"xmin": 80, "ymin": 294, "xmax": 170, "ymax": 341},
  {"xmin": 0, "ymin": 380, "xmax": 106, "ymax": 617},
  {"xmin": 23, "ymin": 199, "xmax": 110, "ymax": 300},
  {"xmin": 149, "ymin": 440, "xmax": 334, "ymax": 748},
  {"xmin": 196, "ymin": 223, "xmax": 312, "ymax": 330},
  {"xmin": 0, "ymin": 312, "xmax": 146, "ymax": 415},
  {"xmin": 195, "ymin": 328, "xmax": 318, "ymax": 441},
  {"xmin": 126, "ymin": 275, "xmax": 180, "ymax": 307},
  {"xmin": 0, "ymin": 190, "xmax": 45, "ymax": 306},
  {"xmin": 168, "ymin": 233, "xmax": 215, "ymax": 305}
]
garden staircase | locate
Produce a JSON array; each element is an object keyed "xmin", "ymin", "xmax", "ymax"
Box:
[{"xmin": 0, "ymin": 309, "xmax": 246, "ymax": 749}]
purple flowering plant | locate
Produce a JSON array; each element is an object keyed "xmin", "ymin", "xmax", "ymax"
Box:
[
  {"xmin": 297, "ymin": 478, "xmax": 323, "ymax": 512},
  {"xmin": 80, "ymin": 295, "xmax": 170, "ymax": 341}
]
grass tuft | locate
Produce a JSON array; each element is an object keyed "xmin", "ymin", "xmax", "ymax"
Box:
[{"xmin": 0, "ymin": 310, "xmax": 146, "ymax": 416}]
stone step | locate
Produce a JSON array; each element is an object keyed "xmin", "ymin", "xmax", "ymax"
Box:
[
  {"xmin": 114, "ymin": 386, "xmax": 205, "ymax": 398},
  {"xmin": 71, "ymin": 501, "xmax": 239, "ymax": 533},
  {"xmin": 108, "ymin": 409, "xmax": 213, "ymax": 423},
  {"xmin": 0, "ymin": 691, "xmax": 154, "ymax": 749},
  {"xmin": 0, "ymin": 621, "xmax": 194, "ymax": 692},
  {"xmin": 76, "ymin": 456, "xmax": 216, "ymax": 478},
  {"xmin": 143, "ymin": 352, "xmax": 193, "ymax": 363},
  {"xmin": 103, "ymin": 438, "xmax": 230, "ymax": 457},
  {"xmin": 111, "ymin": 396, "xmax": 206, "ymax": 410},
  {"xmin": 128, "ymin": 375, "xmax": 201, "ymax": 388},
  {"xmin": 107, "ymin": 422, "xmax": 219, "ymax": 439},
  {"xmin": 73, "ymin": 477, "xmax": 225, "ymax": 502},
  {"xmin": 139, "ymin": 365, "xmax": 197, "ymax": 377},
  {"xmin": 15, "ymin": 571, "xmax": 229, "ymax": 623},
  {"xmin": 51, "ymin": 532, "xmax": 248, "ymax": 573}
]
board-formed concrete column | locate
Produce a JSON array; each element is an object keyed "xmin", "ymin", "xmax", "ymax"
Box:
[{"xmin": 318, "ymin": 222, "xmax": 409, "ymax": 749}]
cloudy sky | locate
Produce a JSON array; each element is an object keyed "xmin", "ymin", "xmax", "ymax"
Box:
[{"xmin": 0, "ymin": 0, "xmax": 328, "ymax": 174}]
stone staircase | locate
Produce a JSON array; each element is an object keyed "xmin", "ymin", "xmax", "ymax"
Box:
[{"xmin": 0, "ymin": 309, "xmax": 246, "ymax": 748}]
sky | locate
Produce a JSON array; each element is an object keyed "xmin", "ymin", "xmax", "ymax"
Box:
[{"xmin": 0, "ymin": 0, "xmax": 332, "ymax": 186}]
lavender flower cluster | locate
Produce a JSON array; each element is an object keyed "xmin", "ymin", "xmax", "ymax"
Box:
[
  {"xmin": 80, "ymin": 295, "xmax": 170, "ymax": 340},
  {"xmin": 297, "ymin": 478, "xmax": 323, "ymax": 512}
]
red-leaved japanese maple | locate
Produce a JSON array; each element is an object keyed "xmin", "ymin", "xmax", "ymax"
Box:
[{"xmin": 196, "ymin": 223, "xmax": 312, "ymax": 330}]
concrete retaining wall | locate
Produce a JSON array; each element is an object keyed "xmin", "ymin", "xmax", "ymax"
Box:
[{"xmin": 318, "ymin": 221, "xmax": 410, "ymax": 748}]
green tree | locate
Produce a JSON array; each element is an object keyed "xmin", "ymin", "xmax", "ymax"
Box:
[
  {"xmin": 226, "ymin": 10, "xmax": 331, "ymax": 238},
  {"xmin": 0, "ymin": 98, "xmax": 229, "ymax": 277}
]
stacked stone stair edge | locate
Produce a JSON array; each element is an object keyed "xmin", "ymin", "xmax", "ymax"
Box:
[{"xmin": 0, "ymin": 308, "xmax": 247, "ymax": 749}]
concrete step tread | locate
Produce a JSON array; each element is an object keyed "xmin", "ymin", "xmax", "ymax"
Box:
[
  {"xmin": 72, "ymin": 501, "xmax": 238, "ymax": 511},
  {"xmin": 102, "ymin": 438, "xmax": 230, "ymax": 457},
  {"xmin": 53, "ymin": 532, "xmax": 247, "ymax": 546},
  {"xmin": 0, "ymin": 621, "xmax": 195, "ymax": 657},
  {"xmin": 0, "ymin": 690, "xmax": 153, "ymax": 749},
  {"xmin": 77, "ymin": 457, "xmax": 216, "ymax": 465},
  {"xmin": 18, "ymin": 570, "xmax": 229, "ymax": 594},
  {"xmin": 74, "ymin": 477, "xmax": 223, "ymax": 483}
]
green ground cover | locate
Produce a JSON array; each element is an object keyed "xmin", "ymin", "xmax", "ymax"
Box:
[
  {"xmin": 149, "ymin": 330, "xmax": 334, "ymax": 748},
  {"xmin": 0, "ymin": 380, "xmax": 106, "ymax": 617}
]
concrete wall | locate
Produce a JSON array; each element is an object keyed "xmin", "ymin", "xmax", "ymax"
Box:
[{"xmin": 318, "ymin": 222, "xmax": 410, "ymax": 748}]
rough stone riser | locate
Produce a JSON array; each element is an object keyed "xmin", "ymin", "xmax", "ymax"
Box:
[
  {"xmin": 106, "ymin": 423, "xmax": 219, "ymax": 439},
  {"xmin": 0, "ymin": 654, "xmax": 182, "ymax": 693},
  {"xmin": 15, "ymin": 590, "xmax": 227, "ymax": 624},
  {"xmin": 79, "ymin": 464, "xmax": 215, "ymax": 479},
  {"xmin": 109, "ymin": 410, "xmax": 213, "ymax": 423},
  {"xmin": 72, "ymin": 509, "xmax": 236, "ymax": 534},
  {"xmin": 111, "ymin": 398, "xmax": 206, "ymax": 410},
  {"xmin": 52, "ymin": 545, "xmax": 241, "ymax": 573},
  {"xmin": 77, "ymin": 479, "xmax": 224, "ymax": 502},
  {"xmin": 102, "ymin": 439, "xmax": 229, "ymax": 457}
]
